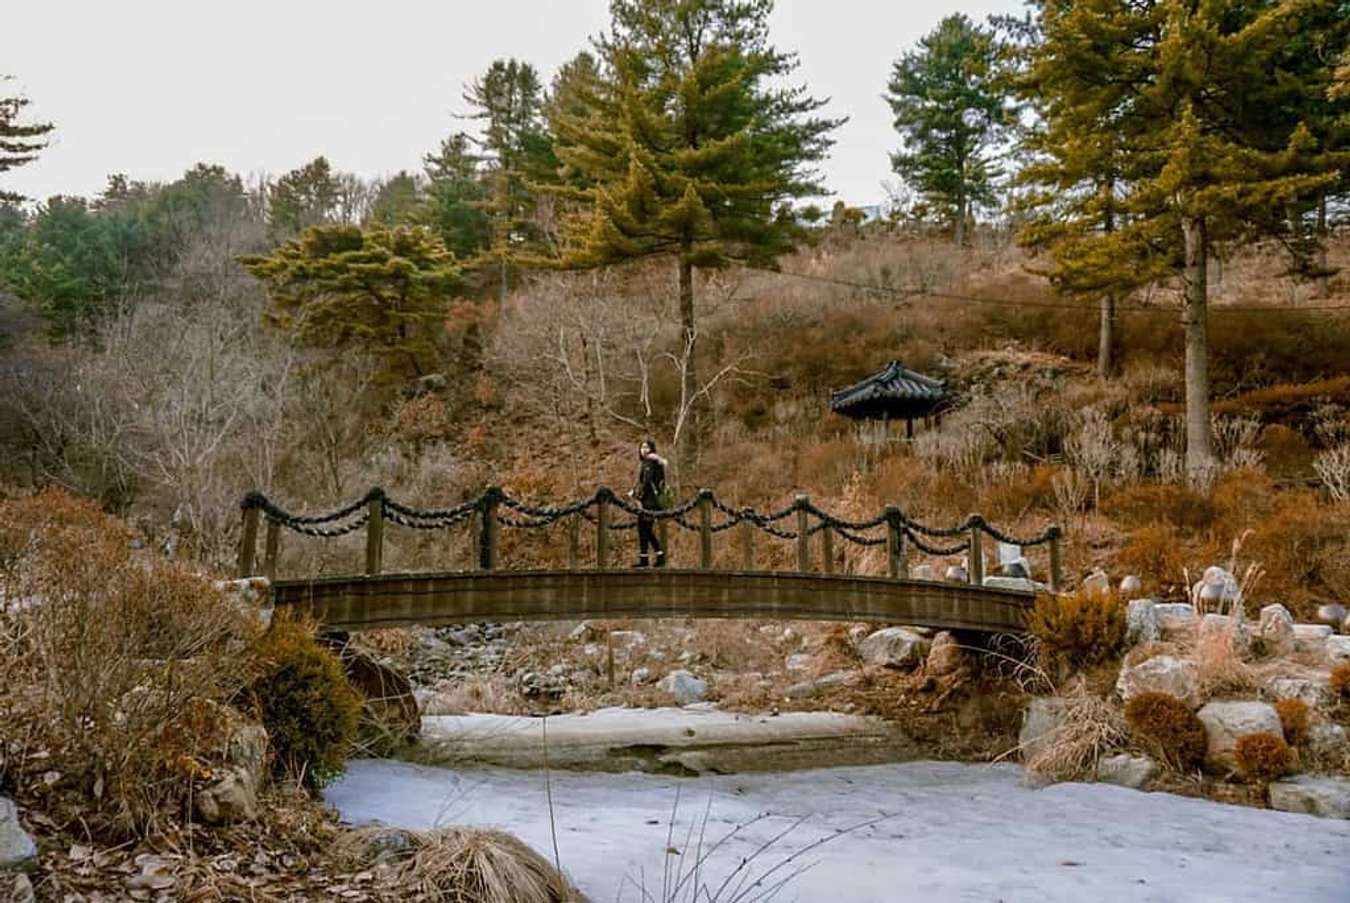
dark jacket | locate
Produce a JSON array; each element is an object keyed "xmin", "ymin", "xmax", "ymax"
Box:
[{"xmin": 636, "ymin": 455, "xmax": 667, "ymax": 508}]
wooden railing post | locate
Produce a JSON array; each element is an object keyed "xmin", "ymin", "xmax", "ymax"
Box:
[
  {"xmin": 469, "ymin": 508, "xmax": 482, "ymax": 571},
  {"xmin": 698, "ymin": 490, "xmax": 714, "ymax": 569},
  {"xmin": 365, "ymin": 489, "xmax": 385, "ymax": 576},
  {"xmin": 262, "ymin": 518, "xmax": 280, "ymax": 582},
  {"xmin": 968, "ymin": 514, "xmax": 984, "ymax": 586},
  {"xmin": 821, "ymin": 525, "xmax": 834, "ymax": 575},
  {"xmin": 796, "ymin": 495, "xmax": 812, "ymax": 573},
  {"xmin": 480, "ymin": 487, "xmax": 500, "ymax": 571},
  {"xmin": 740, "ymin": 509, "xmax": 755, "ymax": 571},
  {"xmin": 596, "ymin": 488, "xmax": 611, "ymax": 570},
  {"xmin": 237, "ymin": 496, "xmax": 260, "ymax": 578},
  {"xmin": 567, "ymin": 515, "xmax": 579, "ymax": 569},
  {"xmin": 885, "ymin": 505, "xmax": 904, "ymax": 579},
  {"xmin": 1049, "ymin": 525, "xmax": 1063, "ymax": 593}
]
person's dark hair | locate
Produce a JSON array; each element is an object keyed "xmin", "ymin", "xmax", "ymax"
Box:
[{"xmin": 639, "ymin": 438, "xmax": 657, "ymax": 457}]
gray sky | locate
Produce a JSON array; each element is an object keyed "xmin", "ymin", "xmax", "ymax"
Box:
[{"xmin": 5, "ymin": 1, "xmax": 1024, "ymax": 207}]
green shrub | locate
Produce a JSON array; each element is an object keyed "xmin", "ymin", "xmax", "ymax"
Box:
[
  {"xmin": 1027, "ymin": 590, "xmax": 1127, "ymax": 676},
  {"xmin": 1124, "ymin": 691, "xmax": 1206, "ymax": 771},
  {"xmin": 1233, "ymin": 732, "xmax": 1294, "ymax": 783},
  {"xmin": 247, "ymin": 612, "xmax": 361, "ymax": 789}
]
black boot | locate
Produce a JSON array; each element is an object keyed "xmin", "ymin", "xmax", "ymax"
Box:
[
  {"xmin": 654, "ymin": 549, "xmax": 666, "ymax": 569},
  {"xmin": 634, "ymin": 554, "xmax": 650, "ymax": 568}
]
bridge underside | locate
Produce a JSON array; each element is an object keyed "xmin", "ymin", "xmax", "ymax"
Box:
[{"xmin": 270, "ymin": 569, "xmax": 1034, "ymax": 634}]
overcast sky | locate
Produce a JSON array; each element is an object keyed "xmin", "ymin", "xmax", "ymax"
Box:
[{"xmin": 5, "ymin": 1, "xmax": 1025, "ymax": 207}]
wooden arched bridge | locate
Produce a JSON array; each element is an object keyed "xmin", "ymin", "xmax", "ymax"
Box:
[{"xmin": 238, "ymin": 487, "xmax": 1063, "ymax": 635}]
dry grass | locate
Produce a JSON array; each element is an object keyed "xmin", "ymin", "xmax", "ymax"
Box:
[{"xmin": 1022, "ymin": 685, "xmax": 1127, "ymax": 782}]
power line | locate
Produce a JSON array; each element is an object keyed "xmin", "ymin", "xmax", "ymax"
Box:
[{"xmin": 735, "ymin": 262, "xmax": 1350, "ymax": 315}]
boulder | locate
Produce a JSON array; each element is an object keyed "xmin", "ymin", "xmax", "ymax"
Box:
[
  {"xmin": 944, "ymin": 565, "xmax": 968, "ymax": 583},
  {"xmin": 1198, "ymin": 613, "xmax": 1251, "ymax": 655},
  {"xmin": 1096, "ymin": 754, "xmax": 1159, "ymax": 790},
  {"xmin": 1197, "ymin": 566, "xmax": 1240, "ymax": 606},
  {"xmin": 1269, "ymin": 775, "xmax": 1350, "ymax": 819},
  {"xmin": 568, "ymin": 621, "xmax": 598, "ymax": 642},
  {"xmin": 1119, "ymin": 575, "xmax": 1143, "ymax": 595},
  {"xmin": 910, "ymin": 564, "xmax": 936, "ymax": 581},
  {"xmin": 3, "ymin": 874, "xmax": 34, "ymax": 903},
  {"xmin": 1196, "ymin": 701, "xmax": 1281, "ymax": 769},
  {"xmin": 999, "ymin": 560, "xmax": 1030, "ymax": 579},
  {"xmin": 630, "ymin": 667, "xmax": 654, "ymax": 686},
  {"xmin": 659, "ymin": 670, "xmax": 707, "ymax": 706},
  {"xmin": 1258, "ymin": 604, "xmax": 1295, "ymax": 652},
  {"xmin": 1154, "ymin": 603, "xmax": 1197, "ymax": 640},
  {"xmin": 857, "ymin": 627, "xmax": 930, "ymax": 670},
  {"xmin": 982, "ymin": 576, "xmax": 1039, "ymax": 593},
  {"xmin": 1125, "ymin": 599, "xmax": 1159, "ymax": 646},
  {"xmin": 1081, "ymin": 568, "xmax": 1110, "ymax": 596},
  {"xmin": 1267, "ymin": 677, "xmax": 1334, "ymax": 709},
  {"xmin": 610, "ymin": 630, "xmax": 648, "ymax": 648},
  {"xmin": 1116, "ymin": 655, "xmax": 1200, "ymax": 708},
  {"xmin": 323, "ymin": 638, "xmax": 420, "ymax": 747},
  {"xmin": 785, "ymin": 654, "xmax": 812, "ymax": 673},
  {"xmin": 925, "ymin": 631, "xmax": 965, "ymax": 677},
  {"xmin": 0, "ymin": 797, "xmax": 36, "ymax": 872},
  {"xmin": 1019, "ymin": 697, "xmax": 1071, "ymax": 765},
  {"xmin": 1308, "ymin": 723, "xmax": 1349, "ymax": 765},
  {"xmin": 196, "ymin": 765, "xmax": 258, "ymax": 825},
  {"xmin": 1317, "ymin": 603, "xmax": 1348, "ymax": 630},
  {"xmin": 1326, "ymin": 636, "xmax": 1350, "ymax": 664},
  {"xmin": 784, "ymin": 670, "xmax": 858, "ymax": 699},
  {"xmin": 1293, "ymin": 623, "xmax": 1333, "ymax": 641}
]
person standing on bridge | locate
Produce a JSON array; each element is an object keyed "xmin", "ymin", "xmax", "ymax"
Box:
[{"xmin": 629, "ymin": 439, "xmax": 668, "ymax": 568}]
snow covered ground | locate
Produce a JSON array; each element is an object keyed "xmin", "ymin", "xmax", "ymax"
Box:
[{"xmin": 326, "ymin": 759, "xmax": 1350, "ymax": 902}]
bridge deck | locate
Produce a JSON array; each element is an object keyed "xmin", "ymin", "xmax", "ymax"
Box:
[{"xmin": 270, "ymin": 569, "xmax": 1035, "ymax": 634}]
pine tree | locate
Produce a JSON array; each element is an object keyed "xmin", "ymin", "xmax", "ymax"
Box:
[
  {"xmin": 368, "ymin": 171, "xmax": 421, "ymax": 227},
  {"xmin": 544, "ymin": 0, "xmax": 841, "ymax": 419},
  {"xmin": 269, "ymin": 156, "xmax": 341, "ymax": 236},
  {"xmin": 241, "ymin": 224, "xmax": 461, "ymax": 382},
  {"xmin": 1, "ymin": 76, "xmax": 54, "ymax": 203},
  {"xmin": 419, "ymin": 132, "xmax": 492, "ymax": 260},
  {"xmin": 886, "ymin": 14, "xmax": 1014, "ymax": 246}
]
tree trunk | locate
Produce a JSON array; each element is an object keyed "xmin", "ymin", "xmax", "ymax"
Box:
[
  {"xmin": 1317, "ymin": 193, "xmax": 1329, "ymax": 300},
  {"xmin": 1097, "ymin": 294, "xmax": 1117, "ymax": 378},
  {"xmin": 954, "ymin": 195, "xmax": 967, "ymax": 248},
  {"xmin": 1182, "ymin": 215, "xmax": 1214, "ymax": 484},
  {"xmin": 678, "ymin": 252, "xmax": 698, "ymax": 449}
]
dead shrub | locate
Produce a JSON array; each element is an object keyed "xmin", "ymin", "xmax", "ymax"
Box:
[
  {"xmin": 1233, "ymin": 732, "xmax": 1294, "ymax": 783},
  {"xmin": 1241, "ymin": 493, "xmax": 1350, "ymax": 611},
  {"xmin": 1256, "ymin": 425, "xmax": 1315, "ymax": 478},
  {"xmin": 1331, "ymin": 664, "xmax": 1350, "ymax": 703},
  {"xmin": 1124, "ymin": 691, "xmax": 1206, "ymax": 772},
  {"xmin": 1194, "ymin": 627, "xmax": 1260, "ymax": 700},
  {"xmin": 0, "ymin": 489, "xmax": 260, "ymax": 836},
  {"xmin": 1209, "ymin": 468, "xmax": 1279, "ymax": 529},
  {"xmin": 1027, "ymin": 591, "xmax": 1126, "ymax": 678},
  {"xmin": 1275, "ymin": 698, "xmax": 1311, "ymax": 746},
  {"xmin": 1101, "ymin": 483, "xmax": 1214, "ymax": 531},
  {"xmin": 1023, "ymin": 686, "xmax": 1127, "ymax": 782},
  {"xmin": 1114, "ymin": 524, "xmax": 1192, "ymax": 594}
]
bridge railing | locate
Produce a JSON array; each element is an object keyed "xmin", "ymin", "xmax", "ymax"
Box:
[{"xmin": 238, "ymin": 486, "xmax": 1063, "ymax": 592}]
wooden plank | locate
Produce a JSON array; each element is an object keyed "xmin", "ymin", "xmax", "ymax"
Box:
[
  {"xmin": 365, "ymin": 496, "xmax": 384, "ymax": 576},
  {"xmin": 263, "ymin": 518, "xmax": 280, "ymax": 582},
  {"xmin": 885, "ymin": 505, "xmax": 902, "ymax": 579},
  {"xmin": 796, "ymin": 495, "xmax": 811, "ymax": 573},
  {"xmin": 481, "ymin": 489, "xmax": 499, "ymax": 571},
  {"xmin": 698, "ymin": 493, "xmax": 713, "ymax": 569},
  {"xmin": 237, "ymin": 505, "xmax": 260, "ymax": 578},
  {"xmin": 968, "ymin": 516, "xmax": 984, "ymax": 586},
  {"xmin": 596, "ymin": 494, "xmax": 610, "ymax": 570}
]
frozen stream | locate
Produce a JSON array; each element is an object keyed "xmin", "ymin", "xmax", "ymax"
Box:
[{"xmin": 327, "ymin": 759, "xmax": 1350, "ymax": 902}]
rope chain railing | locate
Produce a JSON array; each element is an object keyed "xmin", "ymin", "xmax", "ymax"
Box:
[{"xmin": 237, "ymin": 485, "xmax": 1063, "ymax": 592}]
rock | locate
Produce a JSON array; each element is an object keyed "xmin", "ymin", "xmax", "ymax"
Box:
[
  {"xmin": 1125, "ymin": 599, "xmax": 1159, "ymax": 646},
  {"xmin": 3, "ymin": 873, "xmax": 34, "ymax": 903},
  {"xmin": 365, "ymin": 827, "xmax": 416, "ymax": 863},
  {"xmin": 925, "ymin": 631, "xmax": 964, "ymax": 676},
  {"xmin": 415, "ymin": 372, "xmax": 448, "ymax": 394},
  {"xmin": 1116, "ymin": 655, "xmax": 1201, "ymax": 708},
  {"xmin": 1293, "ymin": 623, "xmax": 1332, "ymax": 641},
  {"xmin": 1344, "ymin": 612, "xmax": 1350, "ymax": 635},
  {"xmin": 1119, "ymin": 575, "xmax": 1143, "ymax": 595},
  {"xmin": 1096, "ymin": 754, "xmax": 1159, "ymax": 790},
  {"xmin": 846, "ymin": 624, "xmax": 871, "ymax": 647},
  {"xmin": 784, "ymin": 670, "xmax": 857, "ymax": 699},
  {"xmin": 1198, "ymin": 613, "xmax": 1251, "ymax": 655},
  {"xmin": 1000, "ymin": 560, "xmax": 1030, "ymax": 579},
  {"xmin": 785, "ymin": 654, "xmax": 812, "ymax": 673},
  {"xmin": 1258, "ymin": 604, "xmax": 1295, "ymax": 651},
  {"xmin": 323, "ymin": 638, "xmax": 420, "ymax": 748},
  {"xmin": 569, "ymin": 621, "xmax": 598, "ymax": 642},
  {"xmin": 944, "ymin": 565, "xmax": 968, "ymax": 583},
  {"xmin": 982, "ymin": 576, "xmax": 1038, "ymax": 593},
  {"xmin": 1081, "ymin": 568, "xmax": 1110, "ymax": 596},
  {"xmin": 1267, "ymin": 677, "xmax": 1334, "ymax": 708},
  {"xmin": 1196, "ymin": 701, "xmax": 1281, "ymax": 769},
  {"xmin": 1197, "ymin": 566, "xmax": 1240, "ymax": 606},
  {"xmin": 213, "ymin": 576, "xmax": 273, "ymax": 626},
  {"xmin": 1154, "ymin": 602, "xmax": 1196, "ymax": 621},
  {"xmin": 1326, "ymin": 636, "xmax": 1350, "ymax": 664},
  {"xmin": 631, "ymin": 667, "xmax": 654, "ymax": 686},
  {"xmin": 1317, "ymin": 604, "xmax": 1348, "ymax": 630},
  {"xmin": 610, "ymin": 630, "xmax": 647, "ymax": 648},
  {"xmin": 0, "ymin": 797, "xmax": 36, "ymax": 872},
  {"xmin": 1269, "ymin": 775, "xmax": 1350, "ymax": 819},
  {"xmin": 1019, "ymin": 697, "xmax": 1071, "ymax": 765},
  {"xmin": 911, "ymin": 564, "xmax": 935, "ymax": 581},
  {"xmin": 196, "ymin": 765, "xmax": 259, "ymax": 824},
  {"xmin": 857, "ymin": 627, "xmax": 930, "ymax": 670},
  {"xmin": 1309, "ymin": 723, "xmax": 1349, "ymax": 765},
  {"xmin": 659, "ymin": 670, "xmax": 707, "ymax": 705}
]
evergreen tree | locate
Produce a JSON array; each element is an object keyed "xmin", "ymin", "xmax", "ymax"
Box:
[
  {"xmin": 368, "ymin": 171, "xmax": 421, "ymax": 227},
  {"xmin": 241, "ymin": 224, "xmax": 461, "ymax": 382},
  {"xmin": 1, "ymin": 76, "xmax": 54, "ymax": 203},
  {"xmin": 269, "ymin": 156, "xmax": 341, "ymax": 236},
  {"xmin": 545, "ymin": 0, "xmax": 841, "ymax": 416},
  {"xmin": 419, "ymin": 133, "xmax": 492, "ymax": 260},
  {"xmin": 886, "ymin": 14, "xmax": 1014, "ymax": 246}
]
